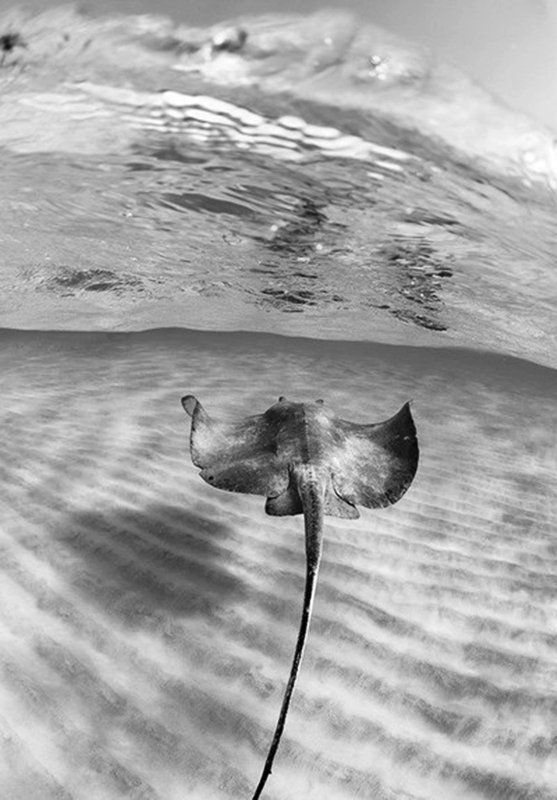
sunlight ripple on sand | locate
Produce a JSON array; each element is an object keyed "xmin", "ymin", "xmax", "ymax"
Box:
[{"xmin": 0, "ymin": 329, "xmax": 556, "ymax": 800}]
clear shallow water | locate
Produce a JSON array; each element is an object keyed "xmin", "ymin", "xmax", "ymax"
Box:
[
  {"xmin": 0, "ymin": 329, "xmax": 556, "ymax": 800},
  {"xmin": 0, "ymin": 5, "xmax": 556, "ymax": 800}
]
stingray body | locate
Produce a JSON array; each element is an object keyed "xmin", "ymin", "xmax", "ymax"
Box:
[{"xmin": 181, "ymin": 395, "xmax": 418, "ymax": 799}]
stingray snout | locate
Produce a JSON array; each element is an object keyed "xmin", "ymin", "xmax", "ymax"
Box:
[{"xmin": 277, "ymin": 396, "xmax": 324, "ymax": 404}]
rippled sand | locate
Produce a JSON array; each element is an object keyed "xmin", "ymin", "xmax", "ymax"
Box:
[{"xmin": 1, "ymin": 329, "xmax": 555, "ymax": 799}]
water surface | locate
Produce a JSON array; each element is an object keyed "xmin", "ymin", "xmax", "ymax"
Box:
[{"xmin": 0, "ymin": 4, "xmax": 555, "ymax": 364}]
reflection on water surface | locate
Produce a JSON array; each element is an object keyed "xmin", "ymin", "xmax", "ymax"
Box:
[
  {"xmin": 0, "ymin": 5, "xmax": 555, "ymax": 365},
  {"xmin": 2, "ymin": 128, "xmax": 556, "ymax": 363}
]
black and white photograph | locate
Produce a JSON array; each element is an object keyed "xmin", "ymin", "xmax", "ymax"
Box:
[{"xmin": 0, "ymin": 1, "xmax": 555, "ymax": 798}]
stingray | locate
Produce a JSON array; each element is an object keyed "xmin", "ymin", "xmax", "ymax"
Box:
[{"xmin": 181, "ymin": 394, "xmax": 419, "ymax": 798}]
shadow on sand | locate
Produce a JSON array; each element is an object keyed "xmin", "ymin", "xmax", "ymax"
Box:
[{"xmin": 56, "ymin": 502, "xmax": 247, "ymax": 626}]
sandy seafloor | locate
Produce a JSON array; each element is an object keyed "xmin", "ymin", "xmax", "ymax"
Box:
[{"xmin": 0, "ymin": 4, "xmax": 557, "ymax": 800}]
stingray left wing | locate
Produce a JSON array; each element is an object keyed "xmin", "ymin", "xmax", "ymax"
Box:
[
  {"xmin": 330, "ymin": 402, "xmax": 418, "ymax": 509},
  {"xmin": 181, "ymin": 395, "xmax": 289, "ymax": 497}
]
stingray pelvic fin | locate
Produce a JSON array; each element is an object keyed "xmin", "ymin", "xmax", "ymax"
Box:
[{"xmin": 265, "ymin": 474, "xmax": 303, "ymax": 516}]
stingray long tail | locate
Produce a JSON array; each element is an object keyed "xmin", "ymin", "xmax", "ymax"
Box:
[{"xmin": 251, "ymin": 465, "xmax": 324, "ymax": 800}]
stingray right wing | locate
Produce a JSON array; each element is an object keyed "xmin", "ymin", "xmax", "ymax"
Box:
[
  {"xmin": 330, "ymin": 402, "xmax": 419, "ymax": 510},
  {"xmin": 181, "ymin": 395, "xmax": 289, "ymax": 498}
]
